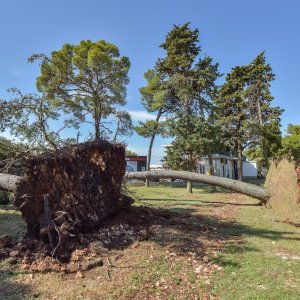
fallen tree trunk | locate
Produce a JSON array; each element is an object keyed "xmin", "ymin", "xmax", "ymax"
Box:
[
  {"xmin": 0, "ymin": 173, "xmax": 20, "ymax": 192},
  {"xmin": 127, "ymin": 170, "xmax": 271, "ymax": 203}
]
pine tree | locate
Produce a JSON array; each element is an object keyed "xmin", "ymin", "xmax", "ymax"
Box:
[
  {"xmin": 217, "ymin": 66, "xmax": 249, "ymax": 181},
  {"xmin": 156, "ymin": 23, "xmax": 221, "ymax": 192},
  {"xmin": 134, "ymin": 69, "xmax": 171, "ymax": 186},
  {"xmin": 245, "ymin": 52, "xmax": 283, "ymax": 169}
]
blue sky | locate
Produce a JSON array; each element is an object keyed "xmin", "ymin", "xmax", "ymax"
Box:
[{"xmin": 0, "ymin": 0, "xmax": 299, "ymax": 163}]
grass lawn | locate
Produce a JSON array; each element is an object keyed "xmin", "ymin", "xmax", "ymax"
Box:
[{"xmin": 0, "ymin": 182, "xmax": 299, "ymax": 299}]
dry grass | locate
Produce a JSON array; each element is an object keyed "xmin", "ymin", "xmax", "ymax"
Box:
[{"xmin": 265, "ymin": 159, "xmax": 300, "ymax": 223}]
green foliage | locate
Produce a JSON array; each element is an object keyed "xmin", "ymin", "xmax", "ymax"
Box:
[
  {"xmin": 164, "ymin": 115, "xmax": 221, "ymax": 171},
  {"xmin": 158, "ymin": 23, "xmax": 221, "ymax": 173},
  {"xmin": 245, "ymin": 52, "xmax": 283, "ymax": 167},
  {"xmin": 217, "ymin": 52, "xmax": 283, "ymax": 174},
  {"xmin": 134, "ymin": 119, "xmax": 167, "ymax": 139},
  {"xmin": 0, "ymin": 136, "xmax": 28, "ymax": 174},
  {"xmin": 0, "ymin": 89, "xmax": 75, "ymax": 150},
  {"xmin": 0, "ymin": 191, "xmax": 10, "ymax": 205},
  {"xmin": 29, "ymin": 40, "xmax": 131, "ymax": 140},
  {"xmin": 125, "ymin": 149, "xmax": 138, "ymax": 156},
  {"xmin": 0, "ymin": 137, "xmax": 25, "ymax": 161},
  {"xmin": 280, "ymin": 124, "xmax": 300, "ymax": 162},
  {"xmin": 113, "ymin": 111, "xmax": 133, "ymax": 142},
  {"xmin": 217, "ymin": 65, "xmax": 249, "ymax": 149}
]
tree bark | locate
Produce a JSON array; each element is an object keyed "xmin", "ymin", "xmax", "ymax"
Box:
[
  {"xmin": 127, "ymin": 170, "xmax": 271, "ymax": 203},
  {"xmin": 186, "ymin": 180, "xmax": 192, "ymax": 193},
  {"xmin": 208, "ymin": 151, "xmax": 217, "ymax": 192},
  {"xmin": 237, "ymin": 142, "xmax": 243, "ymax": 181},
  {"xmin": 145, "ymin": 108, "xmax": 163, "ymax": 187},
  {"xmin": 187, "ymin": 151, "xmax": 193, "ymax": 193},
  {"xmin": 257, "ymin": 99, "xmax": 268, "ymax": 170},
  {"xmin": 95, "ymin": 120, "xmax": 100, "ymax": 140},
  {"xmin": 0, "ymin": 173, "xmax": 20, "ymax": 192}
]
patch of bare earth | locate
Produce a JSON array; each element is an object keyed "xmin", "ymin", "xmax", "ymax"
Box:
[{"xmin": 0, "ymin": 194, "xmax": 246, "ymax": 299}]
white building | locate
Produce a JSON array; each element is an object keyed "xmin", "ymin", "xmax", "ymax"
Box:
[{"xmin": 197, "ymin": 154, "xmax": 258, "ymax": 179}]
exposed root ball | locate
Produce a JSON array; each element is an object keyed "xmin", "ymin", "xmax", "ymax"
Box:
[{"xmin": 13, "ymin": 140, "xmax": 132, "ymax": 260}]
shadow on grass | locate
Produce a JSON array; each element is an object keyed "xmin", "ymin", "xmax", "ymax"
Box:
[
  {"xmin": 101, "ymin": 202, "xmax": 300, "ymax": 272},
  {"xmin": 0, "ymin": 264, "xmax": 34, "ymax": 299},
  {"xmin": 0, "ymin": 205, "xmax": 34, "ymax": 299},
  {"xmin": 0, "ymin": 204, "xmax": 16, "ymax": 212},
  {"xmin": 0, "ymin": 204, "xmax": 26, "ymax": 238},
  {"xmin": 1, "ymin": 197, "xmax": 298, "ymax": 296},
  {"xmin": 139, "ymin": 198, "xmax": 261, "ymax": 207}
]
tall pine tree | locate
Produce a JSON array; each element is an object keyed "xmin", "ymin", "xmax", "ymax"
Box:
[{"xmin": 157, "ymin": 23, "xmax": 221, "ymax": 192}]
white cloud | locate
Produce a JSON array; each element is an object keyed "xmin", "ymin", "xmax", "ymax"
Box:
[
  {"xmin": 128, "ymin": 111, "xmax": 157, "ymax": 121},
  {"xmin": 128, "ymin": 110, "xmax": 167, "ymax": 123}
]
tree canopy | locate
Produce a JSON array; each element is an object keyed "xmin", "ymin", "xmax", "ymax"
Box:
[
  {"xmin": 217, "ymin": 52, "xmax": 283, "ymax": 179},
  {"xmin": 280, "ymin": 124, "xmax": 300, "ymax": 162},
  {"xmin": 153, "ymin": 23, "xmax": 221, "ymax": 191},
  {"xmin": 30, "ymin": 40, "xmax": 131, "ymax": 140}
]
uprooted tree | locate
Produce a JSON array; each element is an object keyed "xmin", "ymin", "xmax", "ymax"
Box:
[
  {"xmin": 0, "ymin": 141, "xmax": 132, "ymax": 261},
  {"xmin": 1, "ymin": 139, "xmax": 300, "ymax": 265},
  {"xmin": 0, "ymin": 141, "xmax": 271, "ymax": 242}
]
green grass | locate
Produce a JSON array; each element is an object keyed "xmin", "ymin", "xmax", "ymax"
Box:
[
  {"xmin": 0, "ymin": 182, "xmax": 299, "ymax": 299},
  {"xmin": 128, "ymin": 183, "xmax": 300, "ymax": 299},
  {"xmin": 210, "ymin": 201, "xmax": 300, "ymax": 299},
  {"xmin": 0, "ymin": 204, "xmax": 26, "ymax": 238}
]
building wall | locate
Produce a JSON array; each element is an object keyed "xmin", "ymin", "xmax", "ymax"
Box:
[
  {"xmin": 242, "ymin": 160, "xmax": 258, "ymax": 177},
  {"xmin": 125, "ymin": 156, "xmax": 147, "ymax": 172},
  {"xmin": 198, "ymin": 157, "xmax": 236, "ymax": 179},
  {"xmin": 198, "ymin": 156, "xmax": 258, "ymax": 179}
]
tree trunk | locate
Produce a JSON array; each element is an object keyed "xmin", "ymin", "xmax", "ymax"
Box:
[
  {"xmin": 145, "ymin": 108, "xmax": 163, "ymax": 187},
  {"xmin": 127, "ymin": 170, "xmax": 271, "ymax": 203},
  {"xmin": 95, "ymin": 120, "xmax": 100, "ymax": 140},
  {"xmin": 257, "ymin": 99, "xmax": 268, "ymax": 170},
  {"xmin": 208, "ymin": 151, "xmax": 217, "ymax": 192},
  {"xmin": 237, "ymin": 142, "xmax": 243, "ymax": 181},
  {"xmin": 145, "ymin": 131, "xmax": 155, "ymax": 187},
  {"xmin": 0, "ymin": 173, "xmax": 20, "ymax": 192},
  {"xmin": 186, "ymin": 180, "xmax": 192, "ymax": 193},
  {"xmin": 187, "ymin": 151, "xmax": 193, "ymax": 193}
]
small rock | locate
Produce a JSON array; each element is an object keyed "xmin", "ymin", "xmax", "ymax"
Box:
[
  {"xmin": 202, "ymin": 256, "xmax": 209, "ymax": 263},
  {"xmin": 75, "ymin": 270, "xmax": 84, "ymax": 279}
]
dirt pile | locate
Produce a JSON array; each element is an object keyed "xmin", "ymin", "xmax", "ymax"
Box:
[
  {"xmin": 0, "ymin": 206, "xmax": 215, "ymax": 274},
  {"xmin": 265, "ymin": 159, "xmax": 300, "ymax": 224},
  {"xmin": 12, "ymin": 140, "xmax": 132, "ymax": 260}
]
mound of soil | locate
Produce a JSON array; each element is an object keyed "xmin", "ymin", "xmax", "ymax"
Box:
[{"xmin": 0, "ymin": 206, "xmax": 213, "ymax": 274}]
